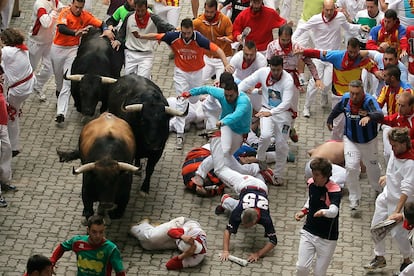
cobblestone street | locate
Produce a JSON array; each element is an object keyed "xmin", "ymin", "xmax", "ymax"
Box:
[{"xmin": 0, "ymin": 0, "xmax": 404, "ymax": 275}]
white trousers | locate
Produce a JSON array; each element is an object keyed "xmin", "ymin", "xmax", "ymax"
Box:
[
  {"xmin": 296, "ymin": 229, "xmax": 337, "ymax": 276},
  {"xmin": 371, "ymin": 192, "xmax": 413, "ymax": 258},
  {"xmin": 196, "ymin": 127, "xmax": 261, "ymax": 180},
  {"xmin": 28, "ymin": 40, "xmax": 53, "ymax": 94},
  {"xmin": 304, "ymin": 59, "xmax": 332, "ymax": 111},
  {"xmin": 51, "ymin": 45, "xmax": 78, "ymax": 117},
  {"xmin": 124, "ymin": 49, "xmax": 154, "ymax": 79},
  {"xmin": 361, "ymin": 69, "xmax": 378, "ymax": 96},
  {"xmin": 174, "ymin": 67, "xmax": 202, "ymax": 134},
  {"xmin": 129, "ymin": 217, "xmax": 206, "ymax": 268},
  {"xmin": 130, "ymin": 216, "xmax": 186, "ymax": 250},
  {"xmin": 263, "ymin": 0, "xmax": 291, "ymax": 18},
  {"xmin": 201, "ymin": 56, "xmax": 227, "ymax": 84},
  {"xmin": 167, "ymin": 97, "xmax": 204, "ymax": 132},
  {"xmin": 153, "ymin": 3, "xmax": 180, "ymax": 27},
  {"xmin": 344, "ymin": 136, "xmax": 382, "ymax": 208},
  {"xmin": 7, "ymin": 79, "xmax": 34, "ymax": 151},
  {"xmin": 209, "ymin": 136, "xmax": 266, "ymax": 193},
  {"xmin": 202, "ymin": 95, "xmax": 221, "ymax": 129},
  {"xmin": 0, "ymin": 0, "xmax": 14, "ymax": 29},
  {"xmin": 257, "ymin": 110, "xmax": 292, "ymax": 178},
  {"xmin": 0, "ymin": 124, "xmax": 12, "ymax": 185}
]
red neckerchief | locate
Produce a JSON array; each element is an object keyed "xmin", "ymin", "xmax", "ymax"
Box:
[
  {"xmin": 55, "ymin": 0, "xmax": 59, "ymax": 7},
  {"xmin": 266, "ymin": 71, "xmax": 280, "ymax": 86},
  {"xmin": 241, "ymin": 60, "xmax": 250, "ymax": 69},
  {"xmin": 349, "ymin": 93, "xmax": 365, "ymax": 114},
  {"xmin": 403, "ymin": 219, "xmax": 414, "ymax": 230},
  {"xmin": 341, "ymin": 52, "xmax": 359, "ymax": 70},
  {"xmin": 135, "ymin": 11, "xmax": 150, "ymax": 29},
  {"xmin": 279, "ymin": 40, "xmax": 292, "ymax": 55},
  {"xmin": 396, "ymin": 148, "xmax": 414, "ymax": 160},
  {"xmin": 322, "ymin": 10, "xmax": 338, "ymax": 23},
  {"xmin": 15, "ymin": 44, "xmax": 28, "ymax": 51}
]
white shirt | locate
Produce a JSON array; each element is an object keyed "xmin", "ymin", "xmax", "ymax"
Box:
[
  {"xmin": 230, "ymin": 51, "xmax": 268, "ymax": 83},
  {"xmin": 388, "ymin": 0, "xmax": 414, "ymax": 27},
  {"xmin": 238, "ymin": 68, "xmax": 298, "ymax": 114},
  {"xmin": 29, "ymin": 0, "xmax": 64, "ymax": 44},
  {"xmin": 384, "ymin": 151, "xmax": 414, "ymax": 204},
  {"xmin": 1, "ymin": 46, "xmax": 34, "ymax": 95},
  {"xmin": 292, "ymin": 12, "xmax": 360, "ymax": 50}
]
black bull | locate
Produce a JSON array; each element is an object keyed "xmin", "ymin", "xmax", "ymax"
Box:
[
  {"xmin": 57, "ymin": 112, "xmax": 138, "ymax": 222},
  {"xmin": 65, "ymin": 27, "xmax": 123, "ymax": 117},
  {"xmin": 106, "ymin": 74, "xmax": 187, "ymax": 195}
]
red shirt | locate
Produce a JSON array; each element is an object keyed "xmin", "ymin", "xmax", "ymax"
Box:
[{"xmin": 232, "ymin": 6, "xmax": 286, "ymax": 51}]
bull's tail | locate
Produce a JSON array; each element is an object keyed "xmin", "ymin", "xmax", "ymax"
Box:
[{"xmin": 56, "ymin": 148, "xmax": 80, "ymax": 162}]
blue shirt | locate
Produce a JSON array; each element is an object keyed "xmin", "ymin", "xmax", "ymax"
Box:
[
  {"xmin": 327, "ymin": 92, "xmax": 384, "ymax": 143},
  {"xmin": 190, "ymin": 86, "xmax": 252, "ymax": 135}
]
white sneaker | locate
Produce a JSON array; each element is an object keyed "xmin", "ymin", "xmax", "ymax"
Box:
[
  {"xmin": 176, "ymin": 135, "xmax": 184, "ymax": 150},
  {"xmin": 303, "ymin": 107, "xmax": 310, "ymax": 118}
]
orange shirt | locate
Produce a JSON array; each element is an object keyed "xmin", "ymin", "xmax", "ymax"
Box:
[
  {"xmin": 53, "ymin": 7, "xmax": 102, "ymax": 46},
  {"xmin": 157, "ymin": 31, "xmax": 219, "ymax": 72}
]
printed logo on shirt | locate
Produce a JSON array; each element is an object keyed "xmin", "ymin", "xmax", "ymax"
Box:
[
  {"xmin": 282, "ymin": 125, "xmax": 290, "ymax": 134},
  {"xmin": 268, "ymin": 89, "xmax": 281, "ymax": 107},
  {"xmin": 77, "ymin": 255, "xmax": 104, "ymax": 273},
  {"xmin": 178, "ymin": 48, "xmax": 198, "ymax": 61}
]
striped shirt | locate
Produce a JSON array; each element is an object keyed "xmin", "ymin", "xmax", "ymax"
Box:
[{"xmin": 327, "ymin": 93, "xmax": 384, "ymax": 143}]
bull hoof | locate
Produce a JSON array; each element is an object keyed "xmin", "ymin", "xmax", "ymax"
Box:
[
  {"xmin": 81, "ymin": 217, "xmax": 88, "ymax": 226},
  {"xmin": 139, "ymin": 191, "xmax": 148, "ymax": 197},
  {"xmin": 108, "ymin": 210, "xmax": 123, "ymax": 220}
]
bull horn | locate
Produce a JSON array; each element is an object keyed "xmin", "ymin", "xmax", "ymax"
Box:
[
  {"xmin": 72, "ymin": 162, "xmax": 96, "ymax": 175},
  {"xmin": 122, "ymin": 103, "xmax": 143, "ymax": 112},
  {"xmin": 101, "ymin": 76, "xmax": 117, "ymax": 84},
  {"xmin": 64, "ymin": 70, "xmax": 84, "ymax": 82},
  {"xmin": 118, "ymin": 162, "xmax": 140, "ymax": 172},
  {"xmin": 165, "ymin": 103, "xmax": 189, "ymax": 117}
]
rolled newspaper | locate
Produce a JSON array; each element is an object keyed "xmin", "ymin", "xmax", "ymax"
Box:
[{"xmin": 219, "ymin": 253, "xmax": 248, "ymax": 266}]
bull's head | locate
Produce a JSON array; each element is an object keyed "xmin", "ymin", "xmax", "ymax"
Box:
[
  {"xmin": 73, "ymin": 160, "xmax": 138, "ymax": 211},
  {"xmin": 64, "ymin": 71, "xmax": 118, "ymax": 116}
]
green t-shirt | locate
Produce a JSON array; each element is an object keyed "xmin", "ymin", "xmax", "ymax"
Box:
[
  {"xmin": 356, "ymin": 17, "xmax": 378, "ymax": 28},
  {"xmin": 301, "ymin": 0, "xmax": 324, "ymax": 21},
  {"xmin": 112, "ymin": 6, "xmax": 131, "ymax": 23},
  {"xmin": 61, "ymin": 235, "xmax": 124, "ymax": 276}
]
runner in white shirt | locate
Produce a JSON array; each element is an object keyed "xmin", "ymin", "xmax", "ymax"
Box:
[
  {"xmin": 29, "ymin": 0, "xmax": 64, "ymax": 102},
  {"xmin": 230, "ymin": 40, "xmax": 268, "ymax": 84},
  {"xmin": 292, "ymin": 0, "xmax": 367, "ymax": 118},
  {"xmin": 239, "ymin": 55, "xmax": 298, "ymax": 186}
]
